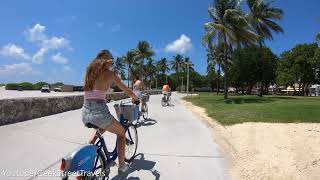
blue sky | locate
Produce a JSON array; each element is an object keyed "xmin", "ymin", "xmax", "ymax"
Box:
[{"xmin": 0, "ymin": 0, "xmax": 319, "ymax": 85}]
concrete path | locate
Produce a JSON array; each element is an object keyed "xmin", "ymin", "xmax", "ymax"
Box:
[{"xmin": 0, "ymin": 94, "xmax": 228, "ymax": 180}]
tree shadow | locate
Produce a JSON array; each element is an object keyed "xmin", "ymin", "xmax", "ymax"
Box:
[
  {"xmin": 111, "ymin": 153, "xmax": 160, "ymax": 180},
  {"xmin": 267, "ymin": 96, "xmax": 299, "ymax": 100},
  {"xmin": 222, "ymin": 95, "xmax": 300, "ymax": 104},
  {"xmin": 135, "ymin": 118, "xmax": 158, "ymax": 128},
  {"xmin": 223, "ymin": 97, "xmax": 274, "ymax": 104}
]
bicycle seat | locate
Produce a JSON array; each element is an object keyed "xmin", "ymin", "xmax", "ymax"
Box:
[{"xmin": 85, "ymin": 123, "xmax": 100, "ymax": 129}]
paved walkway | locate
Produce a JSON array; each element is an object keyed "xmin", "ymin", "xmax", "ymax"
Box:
[{"xmin": 0, "ymin": 93, "xmax": 228, "ymax": 179}]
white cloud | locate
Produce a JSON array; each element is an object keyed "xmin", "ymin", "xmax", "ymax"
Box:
[
  {"xmin": 63, "ymin": 65, "xmax": 72, "ymax": 71},
  {"xmin": 0, "ymin": 63, "xmax": 35, "ymax": 76},
  {"xmin": 51, "ymin": 53, "xmax": 68, "ymax": 64},
  {"xmin": 165, "ymin": 34, "xmax": 192, "ymax": 54},
  {"xmin": 32, "ymin": 48, "xmax": 47, "ymax": 64},
  {"xmin": 0, "ymin": 43, "xmax": 30, "ymax": 60},
  {"xmin": 111, "ymin": 24, "xmax": 121, "ymax": 32},
  {"xmin": 96, "ymin": 22, "xmax": 104, "ymax": 28},
  {"xmin": 25, "ymin": 24, "xmax": 47, "ymax": 42},
  {"xmin": 42, "ymin": 37, "xmax": 70, "ymax": 50},
  {"xmin": 23, "ymin": 24, "xmax": 73, "ymax": 64}
]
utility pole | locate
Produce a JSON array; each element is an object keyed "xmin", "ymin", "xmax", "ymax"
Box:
[
  {"xmin": 181, "ymin": 77, "xmax": 184, "ymax": 92},
  {"xmin": 186, "ymin": 62, "xmax": 190, "ymax": 96}
]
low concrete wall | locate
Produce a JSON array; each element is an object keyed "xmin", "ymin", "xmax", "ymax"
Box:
[{"xmin": 0, "ymin": 90, "xmax": 161, "ymax": 126}]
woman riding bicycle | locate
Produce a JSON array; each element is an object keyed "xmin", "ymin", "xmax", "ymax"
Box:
[{"xmin": 82, "ymin": 49, "xmax": 139, "ymax": 174}]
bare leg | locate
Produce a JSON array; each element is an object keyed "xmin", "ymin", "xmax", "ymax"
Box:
[
  {"xmin": 101, "ymin": 119, "xmax": 126, "ymax": 168},
  {"xmin": 141, "ymin": 101, "xmax": 145, "ymax": 112}
]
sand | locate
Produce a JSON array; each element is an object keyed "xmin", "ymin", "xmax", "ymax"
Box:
[{"xmin": 181, "ymin": 99, "xmax": 320, "ymax": 180}]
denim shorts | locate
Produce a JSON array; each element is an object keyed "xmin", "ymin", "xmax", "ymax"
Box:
[
  {"xmin": 134, "ymin": 90, "xmax": 142, "ymax": 98},
  {"xmin": 82, "ymin": 100, "xmax": 114, "ymax": 129}
]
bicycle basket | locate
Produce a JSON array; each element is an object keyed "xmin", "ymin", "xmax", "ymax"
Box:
[
  {"xmin": 114, "ymin": 104, "xmax": 139, "ymax": 121},
  {"xmin": 141, "ymin": 94, "xmax": 150, "ymax": 102}
]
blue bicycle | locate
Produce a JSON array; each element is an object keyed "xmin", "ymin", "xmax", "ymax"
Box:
[{"xmin": 60, "ymin": 101, "xmax": 139, "ymax": 180}]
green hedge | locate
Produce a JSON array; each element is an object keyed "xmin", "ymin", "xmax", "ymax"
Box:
[
  {"xmin": 5, "ymin": 82, "xmax": 50, "ymax": 90},
  {"xmin": 33, "ymin": 82, "xmax": 49, "ymax": 90},
  {"xmin": 19, "ymin": 82, "xmax": 34, "ymax": 90},
  {"xmin": 5, "ymin": 83, "xmax": 20, "ymax": 90}
]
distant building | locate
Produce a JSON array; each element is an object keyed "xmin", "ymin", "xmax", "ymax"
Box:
[
  {"xmin": 310, "ymin": 84, "xmax": 320, "ymax": 96},
  {"xmin": 61, "ymin": 85, "xmax": 74, "ymax": 92},
  {"xmin": 51, "ymin": 84, "xmax": 74, "ymax": 92}
]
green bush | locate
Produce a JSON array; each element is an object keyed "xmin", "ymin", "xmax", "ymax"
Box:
[
  {"xmin": 5, "ymin": 83, "xmax": 20, "ymax": 90},
  {"xmin": 51, "ymin": 82, "xmax": 64, "ymax": 87},
  {"xmin": 19, "ymin": 82, "xmax": 34, "ymax": 90},
  {"xmin": 33, "ymin": 82, "xmax": 49, "ymax": 90},
  {"xmin": 5, "ymin": 82, "xmax": 50, "ymax": 90}
]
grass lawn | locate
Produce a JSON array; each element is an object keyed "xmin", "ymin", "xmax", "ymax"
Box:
[{"xmin": 184, "ymin": 93, "xmax": 320, "ymax": 125}]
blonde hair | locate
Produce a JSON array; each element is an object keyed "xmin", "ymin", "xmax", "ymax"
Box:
[{"xmin": 84, "ymin": 50, "xmax": 113, "ymax": 91}]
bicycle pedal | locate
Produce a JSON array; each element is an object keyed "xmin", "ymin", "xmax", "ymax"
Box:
[{"xmin": 110, "ymin": 161, "xmax": 117, "ymax": 167}]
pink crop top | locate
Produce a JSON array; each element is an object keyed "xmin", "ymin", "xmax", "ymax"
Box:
[{"xmin": 84, "ymin": 90, "xmax": 106, "ymax": 100}]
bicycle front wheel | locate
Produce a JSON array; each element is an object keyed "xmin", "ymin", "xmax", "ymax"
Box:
[
  {"xmin": 161, "ymin": 97, "xmax": 166, "ymax": 107},
  {"xmin": 142, "ymin": 103, "xmax": 148, "ymax": 120},
  {"xmin": 125, "ymin": 125, "xmax": 138, "ymax": 162}
]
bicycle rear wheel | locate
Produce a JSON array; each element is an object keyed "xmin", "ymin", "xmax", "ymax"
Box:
[
  {"xmin": 125, "ymin": 125, "xmax": 138, "ymax": 162},
  {"xmin": 142, "ymin": 103, "xmax": 148, "ymax": 120}
]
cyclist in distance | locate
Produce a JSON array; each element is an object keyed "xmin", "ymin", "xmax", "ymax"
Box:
[
  {"xmin": 162, "ymin": 83, "xmax": 171, "ymax": 101},
  {"xmin": 82, "ymin": 49, "xmax": 139, "ymax": 174},
  {"xmin": 133, "ymin": 75, "xmax": 145, "ymax": 110}
]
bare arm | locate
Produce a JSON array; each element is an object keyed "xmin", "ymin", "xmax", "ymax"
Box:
[
  {"xmin": 141, "ymin": 81, "xmax": 145, "ymax": 91},
  {"xmin": 110, "ymin": 72, "xmax": 138, "ymax": 100}
]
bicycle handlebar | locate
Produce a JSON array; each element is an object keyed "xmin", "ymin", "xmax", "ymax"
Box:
[{"xmin": 120, "ymin": 99, "xmax": 140, "ymax": 105}]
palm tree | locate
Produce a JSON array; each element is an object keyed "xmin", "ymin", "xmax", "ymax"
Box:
[
  {"xmin": 247, "ymin": 0, "xmax": 284, "ymax": 44},
  {"xmin": 122, "ymin": 50, "xmax": 138, "ymax": 88},
  {"xmin": 134, "ymin": 41, "xmax": 155, "ymax": 80},
  {"xmin": 156, "ymin": 58, "xmax": 170, "ymax": 84},
  {"xmin": 171, "ymin": 54, "xmax": 184, "ymax": 73},
  {"xmin": 183, "ymin": 57, "xmax": 194, "ymax": 72},
  {"xmin": 207, "ymin": 44, "xmax": 224, "ymax": 94},
  {"xmin": 203, "ymin": 0, "xmax": 258, "ymax": 99},
  {"xmin": 247, "ymin": 0, "xmax": 284, "ymax": 97},
  {"xmin": 112, "ymin": 57, "xmax": 125, "ymax": 80},
  {"xmin": 144, "ymin": 58, "xmax": 156, "ymax": 89}
]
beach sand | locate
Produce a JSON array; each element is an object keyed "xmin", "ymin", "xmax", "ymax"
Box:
[{"xmin": 181, "ymin": 99, "xmax": 320, "ymax": 180}]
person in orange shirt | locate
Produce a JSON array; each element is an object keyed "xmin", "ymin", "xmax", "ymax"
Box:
[
  {"xmin": 162, "ymin": 84, "xmax": 170, "ymax": 93},
  {"xmin": 162, "ymin": 84, "xmax": 171, "ymax": 102}
]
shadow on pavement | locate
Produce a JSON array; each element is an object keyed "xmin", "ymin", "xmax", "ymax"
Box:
[
  {"xmin": 111, "ymin": 153, "xmax": 160, "ymax": 180},
  {"xmin": 135, "ymin": 118, "xmax": 157, "ymax": 128}
]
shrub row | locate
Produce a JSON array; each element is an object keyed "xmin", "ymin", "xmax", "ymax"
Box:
[{"xmin": 5, "ymin": 82, "xmax": 63, "ymax": 90}]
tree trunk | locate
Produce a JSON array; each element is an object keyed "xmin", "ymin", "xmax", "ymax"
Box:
[
  {"xmin": 292, "ymin": 84, "xmax": 296, "ymax": 96},
  {"xmin": 127, "ymin": 66, "xmax": 130, "ymax": 87},
  {"xmin": 217, "ymin": 64, "xmax": 221, "ymax": 95},
  {"xmin": 223, "ymin": 35, "xmax": 228, "ymax": 100},
  {"xmin": 258, "ymin": 42, "xmax": 264, "ymax": 97}
]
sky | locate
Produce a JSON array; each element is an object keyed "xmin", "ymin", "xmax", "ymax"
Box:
[{"xmin": 0, "ymin": 0, "xmax": 319, "ymax": 85}]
